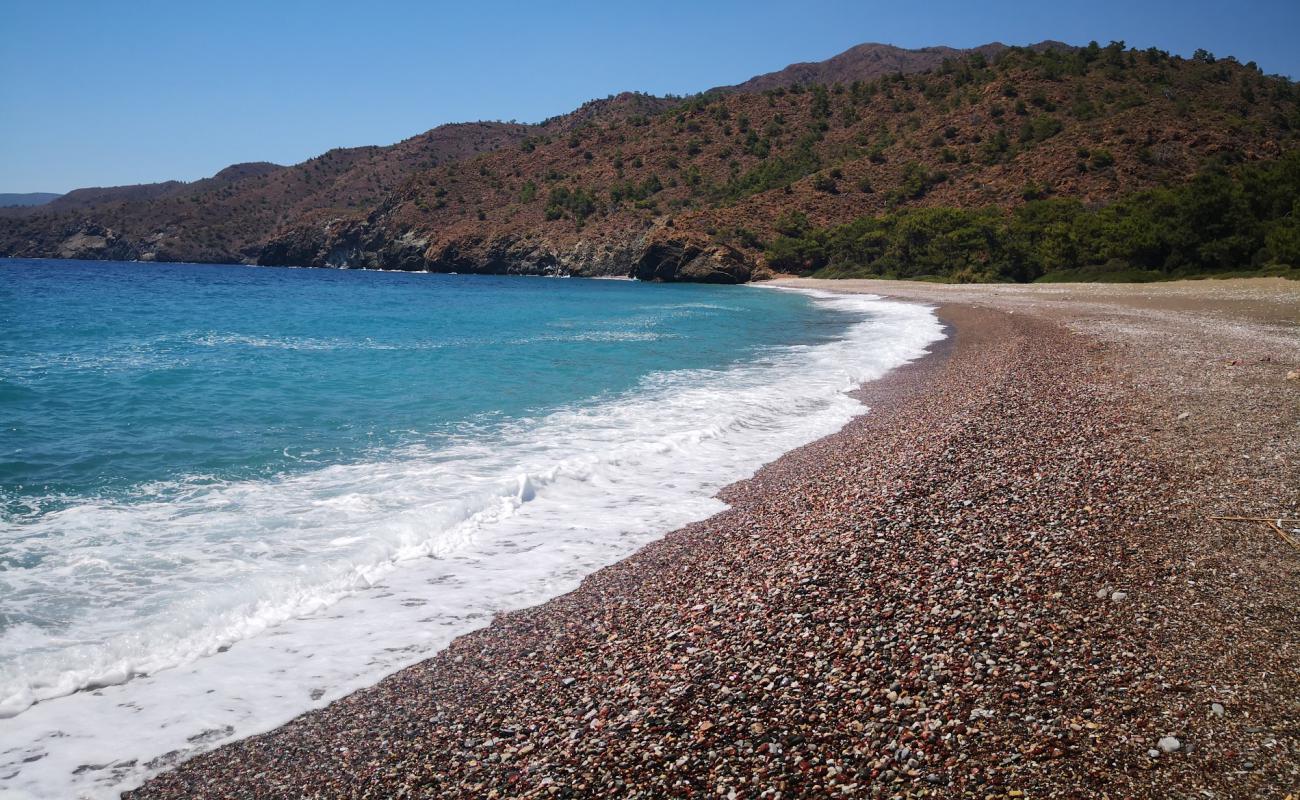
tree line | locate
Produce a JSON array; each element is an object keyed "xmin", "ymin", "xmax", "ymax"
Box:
[{"xmin": 766, "ymin": 150, "xmax": 1300, "ymax": 281}]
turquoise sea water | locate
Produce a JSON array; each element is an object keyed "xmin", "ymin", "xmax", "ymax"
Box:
[
  {"xmin": 2, "ymin": 260, "xmax": 851, "ymax": 517},
  {"xmin": 0, "ymin": 258, "xmax": 942, "ymax": 798}
]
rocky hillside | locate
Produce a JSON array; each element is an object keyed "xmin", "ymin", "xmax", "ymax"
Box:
[
  {"xmin": 710, "ymin": 41, "xmax": 1060, "ymax": 94},
  {"xmin": 2, "ymin": 41, "xmax": 1296, "ymax": 281},
  {"xmin": 0, "ymin": 122, "xmax": 536, "ymax": 263}
]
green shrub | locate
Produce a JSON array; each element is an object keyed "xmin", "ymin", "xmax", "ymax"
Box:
[
  {"xmin": 545, "ymin": 186, "xmax": 598, "ymax": 222},
  {"xmin": 1090, "ymin": 149, "xmax": 1116, "ymax": 169},
  {"xmin": 720, "ymin": 133, "xmax": 822, "ymax": 200},
  {"xmin": 812, "ymin": 173, "xmax": 838, "ymax": 193},
  {"xmin": 1019, "ymin": 114, "xmax": 1063, "ymax": 144}
]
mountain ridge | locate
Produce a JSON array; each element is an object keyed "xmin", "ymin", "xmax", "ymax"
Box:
[
  {"xmin": 2, "ymin": 40, "xmax": 1296, "ymax": 281},
  {"xmin": 0, "ymin": 192, "xmax": 61, "ymax": 208},
  {"xmin": 710, "ymin": 40, "xmax": 1073, "ymax": 94}
]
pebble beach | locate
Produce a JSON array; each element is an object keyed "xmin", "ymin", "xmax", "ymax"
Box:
[{"xmin": 127, "ymin": 278, "xmax": 1300, "ymax": 799}]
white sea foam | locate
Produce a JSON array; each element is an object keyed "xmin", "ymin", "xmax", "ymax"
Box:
[{"xmin": 0, "ymin": 289, "xmax": 943, "ymax": 798}]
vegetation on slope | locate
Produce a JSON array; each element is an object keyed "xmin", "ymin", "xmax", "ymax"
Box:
[
  {"xmin": 2, "ymin": 41, "xmax": 1297, "ymax": 281},
  {"xmin": 765, "ymin": 149, "xmax": 1300, "ymax": 281},
  {"xmin": 363, "ymin": 41, "xmax": 1298, "ymax": 279},
  {"xmin": 0, "ymin": 123, "xmax": 536, "ymax": 263}
]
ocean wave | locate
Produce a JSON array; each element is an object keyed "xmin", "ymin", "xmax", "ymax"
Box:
[{"xmin": 0, "ymin": 289, "xmax": 942, "ymax": 797}]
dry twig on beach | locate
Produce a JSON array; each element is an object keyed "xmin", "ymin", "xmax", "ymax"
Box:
[{"xmin": 1209, "ymin": 515, "xmax": 1300, "ymax": 551}]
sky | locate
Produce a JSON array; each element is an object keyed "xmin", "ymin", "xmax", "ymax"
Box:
[{"xmin": 2, "ymin": 0, "xmax": 1297, "ymax": 193}]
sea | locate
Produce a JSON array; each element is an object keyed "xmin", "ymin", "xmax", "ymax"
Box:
[{"xmin": 0, "ymin": 258, "xmax": 943, "ymax": 797}]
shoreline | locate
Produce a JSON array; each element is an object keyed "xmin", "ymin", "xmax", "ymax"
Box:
[
  {"xmin": 129, "ymin": 278, "xmax": 1299, "ymax": 798},
  {"xmin": 1, "ymin": 280, "xmax": 940, "ymax": 798}
]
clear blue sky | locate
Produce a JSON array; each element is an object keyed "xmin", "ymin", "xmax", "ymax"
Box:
[{"xmin": 2, "ymin": 0, "xmax": 1297, "ymax": 193}]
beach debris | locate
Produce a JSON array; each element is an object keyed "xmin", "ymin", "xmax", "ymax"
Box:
[{"xmin": 1210, "ymin": 515, "xmax": 1300, "ymax": 551}]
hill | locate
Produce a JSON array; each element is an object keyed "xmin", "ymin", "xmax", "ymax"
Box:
[
  {"xmin": 2, "ymin": 41, "xmax": 1297, "ymax": 281},
  {"xmin": 0, "ymin": 192, "xmax": 61, "ymax": 208},
  {"xmin": 708, "ymin": 41, "xmax": 1069, "ymax": 93},
  {"xmin": 0, "ymin": 123, "xmax": 535, "ymax": 263}
]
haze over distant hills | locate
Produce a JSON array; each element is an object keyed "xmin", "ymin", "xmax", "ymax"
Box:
[
  {"xmin": 1, "ymin": 39, "xmax": 1296, "ymax": 282},
  {"xmin": 0, "ymin": 193, "xmax": 62, "ymax": 208}
]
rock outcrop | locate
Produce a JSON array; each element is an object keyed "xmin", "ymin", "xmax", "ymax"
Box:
[
  {"xmin": 56, "ymin": 223, "xmax": 138, "ymax": 261},
  {"xmin": 633, "ymin": 235, "xmax": 756, "ymax": 283},
  {"xmin": 257, "ymin": 222, "xmax": 752, "ymax": 281}
]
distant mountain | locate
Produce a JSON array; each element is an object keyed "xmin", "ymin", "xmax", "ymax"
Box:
[
  {"xmin": 0, "ymin": 192, "xmax": 61, "ymax": 208},
  {"xmin": 1, "ymin": 40, "xmax": 1296, "ymax": 281},
  {"xmin": 45, "ymin": 163, "xmax": 286, "ymax": 212}
]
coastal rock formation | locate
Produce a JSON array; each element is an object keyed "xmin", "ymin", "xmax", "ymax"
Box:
[
  {"xmin": 634, "ymin": 234, "xmax": 756, "ymax": 283},
  {"xmin": 258, "ymin": 220, "xmax": 755, "ymax": 282},
  {"xmin": 56, "ymin": 222, "xmax": 137, "ymax": 261},
  {"xmin": 258, "ymin": 220, "xmax": 431, "ymax": 272},
  {"xmin": 259, "ymin": 222, "xmax": 654, "ymax": 278}
]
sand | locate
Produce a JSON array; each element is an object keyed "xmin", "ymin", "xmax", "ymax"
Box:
[{"xmin": 128, "ymin": 278, "xmax": 1299, "ymax": 799}]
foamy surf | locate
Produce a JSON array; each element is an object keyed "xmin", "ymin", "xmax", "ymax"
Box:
[{"xmin": 0, "ymin": 287, "xmax": 943, "ymax": 799}]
